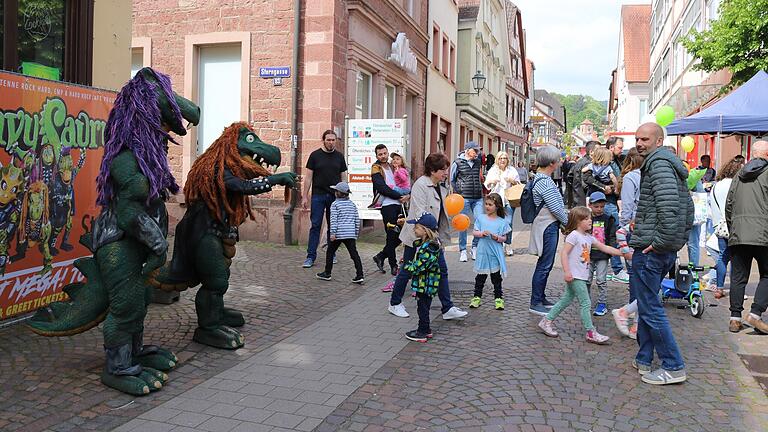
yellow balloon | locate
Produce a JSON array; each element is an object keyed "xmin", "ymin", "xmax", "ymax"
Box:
[{"xmin": 681, "ymin": 136, "xmax": 695, "ymax": 153}]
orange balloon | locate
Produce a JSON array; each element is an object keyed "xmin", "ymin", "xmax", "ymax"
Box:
[
  {"xmin": 445, "ymin": 194, "xmax": 465, "ymax": 217},
  {"xmin": 451, "ymin": 214, "xmax": 471, "ymax": 232}
]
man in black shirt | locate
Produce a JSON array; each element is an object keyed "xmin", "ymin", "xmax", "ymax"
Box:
[{"xmin": 301, "ymin": 130, "xmax": 348, "ymax": 267}]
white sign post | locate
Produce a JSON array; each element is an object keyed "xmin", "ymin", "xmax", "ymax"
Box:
[{"xmin": 345, "ymin": 116, "xmax": 408, "ymax": 220}]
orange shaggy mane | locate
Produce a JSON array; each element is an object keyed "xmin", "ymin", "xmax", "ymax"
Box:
[{"xmin": 184, "ymin": 122, "xmax": 271, "ymax": 227}]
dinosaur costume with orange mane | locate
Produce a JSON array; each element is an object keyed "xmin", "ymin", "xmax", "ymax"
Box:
[{"xmin": 150, "ymin": 122, "xmax": 297, "ymax": 349}]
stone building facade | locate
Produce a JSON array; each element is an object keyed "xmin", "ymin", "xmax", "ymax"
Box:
[{"xmin": 132, "ymin": 0, "xmax": 428, "ymax": 243}]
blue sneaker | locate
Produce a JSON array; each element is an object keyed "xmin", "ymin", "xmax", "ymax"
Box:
[
  {"xmin": 593, "ymin": 303, "xmax": 607, "ymax": 316},
  {"xmin": 529, "ymin": 304, "xmax": 550, "ymax": 316},
  {"xmin": 302, "ymin": 258, "xmax": 314, "ymax": 268}
]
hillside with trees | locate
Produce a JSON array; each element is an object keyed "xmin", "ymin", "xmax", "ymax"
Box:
[{"xmin": 551, "ymin": 93, "xmax": 607, "ymax": 136}]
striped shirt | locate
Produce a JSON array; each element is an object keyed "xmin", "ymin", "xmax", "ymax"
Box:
[
  {"xmin": 532, "ymin": 173, "xmax": 568, "ymax": 224},
  {"xmin": 330, "ymin": 198, "xmax": 361, "ymax": 239}
]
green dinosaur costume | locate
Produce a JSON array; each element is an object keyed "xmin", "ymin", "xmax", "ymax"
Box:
[
  {"xmin": 27, "ymin": 68, "xmax": 201, "ymax": 396},
  {"xmin": 149, "ymin": 122, "xmax": 297, "ymax": 350}
]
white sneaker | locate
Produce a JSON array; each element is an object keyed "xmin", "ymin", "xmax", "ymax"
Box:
[
  {"xmin": 471, "ymin": 247, "xmax": 477, "ymax": 260},
  {"xmin": 388, "ymin": 304, "xmax": 409, "ymax": 318},
  {"xmin": 459, "ymin": 250, "xmax": 468, "ymax": 262},
  {"xmin": 505, "ymin": 245, "xmax": 514, "ymax": 256},
  {"xmin": 442, "ymin": 306, "xmax": 468, "ymax": 320},
  {"xmin": 614, "ymin": 269, "xmax": 630, "ymax": 284}
]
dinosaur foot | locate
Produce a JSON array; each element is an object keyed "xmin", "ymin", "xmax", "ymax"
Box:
[
  {"xmin": 101, "ymin": 367, "xmax": 167, "ymax": 396},
  {"xmin": 136, "ymin": 346, "xmax": 178, "ymax": 371},
  {"xmin": 222, "ymin": 307, "xmax": 245, "ymax": 328},
  {"xmin": 193, "ymin": 326, "xmax": 245, "ymax": 350}
]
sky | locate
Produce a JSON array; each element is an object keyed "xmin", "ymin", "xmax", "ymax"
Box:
[{"xmin": 513, "ymin": 0, "xmax": 651, "ymax": 101}]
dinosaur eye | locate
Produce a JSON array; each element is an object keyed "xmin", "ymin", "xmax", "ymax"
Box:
[
  {"xmin": 246, "ymin": 134, "xmax": 255, "ymax": 143},
  {"xmin": 1, "ymin": 180, "xmax": 5, "ymax": 190}
]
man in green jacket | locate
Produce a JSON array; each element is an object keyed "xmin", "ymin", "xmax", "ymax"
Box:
[
  {"xmin": 725, "ymin": 140, "xmax": 768, "ymax": 334},
  {"xmin": 628, "ymin": 123, "xmax": 693, "ymax": 385}
]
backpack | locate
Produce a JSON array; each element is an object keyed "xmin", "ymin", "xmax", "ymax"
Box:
[{"xmin": 520, "ymin": 177, "xmax": 545, "ymax": 224}]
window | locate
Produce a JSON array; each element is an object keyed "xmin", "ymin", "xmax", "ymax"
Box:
[
  {"xmin": 131, "ymin": 48, "xmax": 144, "ymax": 77},
  {"xmin": 661, "ymin": 49, "xmax": 670, "ymax": 94},
  {"xmin": 2, "ymin": 0, "xmax": 95, "ymax": 84},
  {"xmin": 442, "ymin": 33, "xmax": 449, "ymax": 77},
  {"xmin": 506, "ymin": 94, "xmax": 510, "ymax": 119},
  {"xmin": 355, "ymin": 70, "xmax": 371, "ymax": 119},
  {"xmin": 198, "ymin": 44, "xmax": 242, "ymax": 154},
  {"xmin": 449, "ymin": 42, "xmax": 456, "ymax": 82},
  {"xmin": 432, "ymin": 24, "xmax": 440, "ymax": 68},
  {"xmin": 707, "ymin": 0, "xmax": 722, "ymax": 24},
  {"xmin": 639, "ymin": 99, "xmax": 648, "ymax": 124},
  {"xmin": 384, "ymin": 84, "xmax": 396, "ymax": 119}
]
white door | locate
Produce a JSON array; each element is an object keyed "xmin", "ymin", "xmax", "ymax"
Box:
[{"xmin": 197, "ymin": 44, "xmax": 241, "ymax": 154}]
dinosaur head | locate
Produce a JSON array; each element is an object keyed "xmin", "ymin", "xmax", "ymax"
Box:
[
  {"xmin": 0, "ymin": 162, "xmax": 23, "ymax": 205},
  {"xmin": 237, "ymin": 127, "xmax": 281, "ymax": 174},
  {"xmin": 136, "ymin": 67, "xmax": 200, "ymax": 137}
]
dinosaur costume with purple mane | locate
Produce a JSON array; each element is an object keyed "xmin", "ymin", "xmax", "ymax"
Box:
[{"xmin": 27, "ymin": 68, "xmax": 201, "ymax": 396}]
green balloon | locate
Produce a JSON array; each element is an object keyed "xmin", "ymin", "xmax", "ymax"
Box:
[{"xmin": 656, "ymin": 105, "xmax": 675, "ymax": 127}]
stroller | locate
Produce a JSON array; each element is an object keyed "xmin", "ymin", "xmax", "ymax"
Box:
[{"xmin": 660, "ymin": 262, "xmax": 708, "ymax": 318}]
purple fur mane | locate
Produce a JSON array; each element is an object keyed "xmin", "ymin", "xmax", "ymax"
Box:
[{"xmin": 96, "ymin": 69, "xmax": 182, "ymax": 207}]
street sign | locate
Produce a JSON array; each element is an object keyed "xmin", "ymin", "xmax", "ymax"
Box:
[{"xmin": 259, "ymin": 67, "xmax": 290, "ymax": 78}]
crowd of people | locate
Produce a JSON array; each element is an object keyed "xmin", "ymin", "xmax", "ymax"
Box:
[{"xmin": 298, "ymin": 125, "xmax": 768, "ymax": 386}]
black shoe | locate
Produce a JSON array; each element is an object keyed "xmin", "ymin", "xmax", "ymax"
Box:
[
  {"xmin": 391, "ymin": 266, "xmax": 399, "ymax": 276},
  {"xmin": 351, "ymin": 275, "xmax": 364, "ymax": 284},
  {"xmin": 316, "ymin": 272, "xmax": 332, "ymax": 281},
  {"xmin": 405, "ymin": 330, "xmax": 428, "ymax": 342},
  {"xmin": 372, "ymin": 255, "xmax": 386, "ymax": 273}
]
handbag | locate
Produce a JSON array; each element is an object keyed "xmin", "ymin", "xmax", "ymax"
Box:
[
  {"xmin": 505, "ymin": 183, "xmax": 525, "ymax": 207},
  {"xmin": 712, "ymin": 187, "xmax": 729, "ymax": 238}
]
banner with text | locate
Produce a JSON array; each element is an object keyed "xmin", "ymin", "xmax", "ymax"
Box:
[
  {"xmin": 346, "ymin": 118, "xmax": 407, "ymax": 220},
  {"xmin": 0, "ymin": 71, "xmax": 114, "ymax": 321}
]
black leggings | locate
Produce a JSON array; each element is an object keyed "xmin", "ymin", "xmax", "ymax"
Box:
[
  {"xmin": 474, "ymin": 272, "xmax": 503, "ymax": 299},
  {"xmin": 378, "ymin": 204, "xmax": 402, "ymax": 268}
]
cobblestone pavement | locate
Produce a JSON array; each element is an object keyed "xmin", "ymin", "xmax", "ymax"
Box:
[
  {"xmin": 0, "ymin": 241, "xmax": 392, "ymax": 432},
  {"xmin": 1, "ymin": 231, "xmax": 767, "ymax": 432}
]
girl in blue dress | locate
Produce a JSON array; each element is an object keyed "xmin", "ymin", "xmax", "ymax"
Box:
[{"xmin": 469, "ymin": 193, "xmax": 510, "ymax": 310}]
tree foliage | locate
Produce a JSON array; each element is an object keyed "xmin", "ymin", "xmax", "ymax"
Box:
[
  {"xmin": 551, "ymin": 93, "xmax": 607, "ymax": 136},
  {"xmin": 682, "ymin": 0, "xmax": 768, "ymax": 89}
]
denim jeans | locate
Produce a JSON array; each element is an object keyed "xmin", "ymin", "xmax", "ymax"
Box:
[
  {"xmin": 714, "ymin": 237, "xmax": 730, "ymax": 288},
  {"xmin": 376, "ymin": 204, "xmax": 402, "ymax": 268},
  {"xmin": 458, "ymin": 198, "xmax": 483, "ymax": 251},
  {"xmin": 687, "ymin": 224, "xmax": 701, "ymax": 266},
  {"xmin": 416, "ymin": 292, "xmax": 433, "ymax": 334},
  {"xmin": 603, "ymin": 202, "xmax": 623, "ymax": 274},
  {"xmin": 390, "ymin": 245, "xmax": 454, "ymax": 313},
  {"xmin": 504, "ymin": 205, "xmax": 516, "ymax": 245},
  {"xmin": 306, "ymin": 193, "xmax": 335, "ymax": 261},
  {"xmin": 632, "ymin": 251, "xmax": 685, "ymax": 371},
  {"xmin": 531, "ymin": 221, "xmax": 559, "ymax": 306}
]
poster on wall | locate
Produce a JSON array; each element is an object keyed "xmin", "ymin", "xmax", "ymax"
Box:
[
  {"xmin": 345, "ymin": 118, "xmax": 407, "ymax": 220},
  {"xmin": 0, "ymin": 71, "xmax": 114, "ymax": 321}
]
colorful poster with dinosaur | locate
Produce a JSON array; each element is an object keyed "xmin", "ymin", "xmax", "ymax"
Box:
[{"xmin": 0, "ymin": 71, "xmax": 114, "ymax": 321}]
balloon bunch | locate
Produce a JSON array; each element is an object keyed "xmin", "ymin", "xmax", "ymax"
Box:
[
  {"xmin": 649, "ymin": 105, "xmax": 696, "ymax": 154},
  {"xmin": 445, "ymin": 194, "xmax": 470, "ymax": 231}
]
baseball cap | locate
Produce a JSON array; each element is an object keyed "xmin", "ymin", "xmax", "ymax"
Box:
[
  {"xmin": 589, "ymin": 191, "xmax": 606, "ymax": 203},
  {"xmin": 406, "ymin": 212, "xmax": 438, "ymax": 230},
  {"xmin": 464, "ymin": 141, "xmax": 480, "ymax": 152},
  {"xmin": 330, "ymin": 181, "xmax": 351, "ymax": 194}
]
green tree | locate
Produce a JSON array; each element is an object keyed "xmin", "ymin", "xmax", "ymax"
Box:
[
  {"xmin": 551, "ymin": 93, "xmax": 607, "ymax": 136},
  {"xmin": 682, "ymin": 0, "xmax": 768, "ymax": 89}
]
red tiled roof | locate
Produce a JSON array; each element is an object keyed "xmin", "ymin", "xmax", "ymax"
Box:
[{"xmin": 622, "ymin": 4, "xmax": 651, "ymax": 82}]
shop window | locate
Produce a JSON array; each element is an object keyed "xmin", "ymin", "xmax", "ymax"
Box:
[
  {"xmin": 356, "ymin": 70, "xmax": 371, "ymax": 119},
  {"xmin": 2, "ymin": 0, "xmax": 93, "ymax": 84}
]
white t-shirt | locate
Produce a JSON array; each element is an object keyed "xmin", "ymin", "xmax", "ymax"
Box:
[
  {"xmin": 565, "ymin": 230, "xmax": 595, "ymax": 281},
  {"xmin": 709, "ymin": 178, "xmax": 732, "ymax": 225}
]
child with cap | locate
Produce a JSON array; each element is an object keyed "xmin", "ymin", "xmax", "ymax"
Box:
[
  {"xmin": 316, "ymin": 181, "xmax": 364, "ymax": 284},
  {"xmin": 403, "ymin": 212, "xmax": 442, "ymax": 342},
  {"xmin": 587, "ymin": 191, "xmax": 616, "ymax": 316}
]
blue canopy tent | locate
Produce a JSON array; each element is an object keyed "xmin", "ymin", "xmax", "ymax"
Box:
[{"xmin": 666, "ymin": 70, "xmax": 768, "ymax": 135}]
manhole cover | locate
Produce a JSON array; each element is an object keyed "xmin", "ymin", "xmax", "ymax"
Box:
[{"xmin": 448, "ymin": 280, "xmax": 476, "ymax": 292}]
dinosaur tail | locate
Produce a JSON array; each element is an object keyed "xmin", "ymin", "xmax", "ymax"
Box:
[{"xmin": 27, "ymin": 257, "xmax": 109, "ymax": 337}]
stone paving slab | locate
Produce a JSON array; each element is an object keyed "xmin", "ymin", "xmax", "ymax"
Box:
[{"xmin": 109, "ymin": 272, "xmax": 437, "ymax": 432}]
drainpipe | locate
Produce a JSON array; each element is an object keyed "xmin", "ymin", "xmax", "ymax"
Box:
[{"xmin": 283, "ymin": 0, "xmax": 301, "ymax": 245}]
